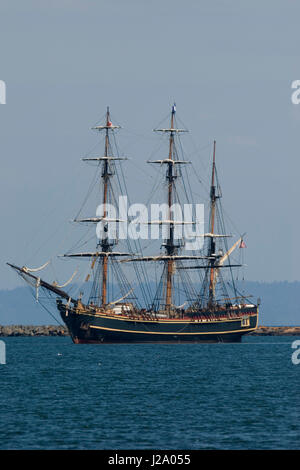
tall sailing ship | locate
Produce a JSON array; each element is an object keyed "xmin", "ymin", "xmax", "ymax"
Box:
[{"xmin": 8, "ymin": 105, "xmax": 259, "ymax": 343}]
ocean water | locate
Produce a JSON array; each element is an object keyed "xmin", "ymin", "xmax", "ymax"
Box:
[{"xmin": 0, "ymin": 336, "xmax": 299, "ymax": 450}]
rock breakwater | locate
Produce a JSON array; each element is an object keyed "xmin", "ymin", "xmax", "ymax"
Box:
[
  {"xmin": 249, "ymin": 326, "xmax": 300, "ymax": 336},
  {"xmin": 0, "ymin": 325, "xmax": 299, "ymax": 337},
  {"xmin": 0, "ymin": 325, "xmax": 68, "ymax": 336}
]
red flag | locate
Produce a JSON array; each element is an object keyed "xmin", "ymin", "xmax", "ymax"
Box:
[
  {"xmin": 107, "ymin": 121, "xmax": 113, "ymax": 127},
  {"xmin": 239, "ymin": 240, "xmax": 246, "ymax": 248}
]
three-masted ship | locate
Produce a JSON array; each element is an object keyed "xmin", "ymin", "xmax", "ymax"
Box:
[{"xmin": 8, "ymin": 105, "xmax": 259, "ymax": 343}]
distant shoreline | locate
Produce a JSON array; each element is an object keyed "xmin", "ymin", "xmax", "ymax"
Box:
[{"xmin": 0, "ymin": 325, "xmax": 300, "ymax": 337}]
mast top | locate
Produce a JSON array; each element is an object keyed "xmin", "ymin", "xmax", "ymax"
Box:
[
  {"xmin": 92, "ymin": 106, "xmax": 121, "ymax": 131},
  {"xmin": 153, "ymin": 103, "xmax": 188, "ymax": 133}
]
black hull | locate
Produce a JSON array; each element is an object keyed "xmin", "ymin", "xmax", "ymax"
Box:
[{"xmin": 57, "ymin": 302, "xmax": 258, "ymax": 344}]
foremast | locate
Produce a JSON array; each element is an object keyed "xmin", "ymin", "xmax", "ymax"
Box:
[
  {"xmin": 63, "ymin": 107, "xmax": 131, "ymax": 308},
  {"xmin": 8, "ymin": 108, "xmax": 136, "ymax": 310},
  {"xmin": 208, "ymin": 140, "xmax": 218, "ymax": 305}
]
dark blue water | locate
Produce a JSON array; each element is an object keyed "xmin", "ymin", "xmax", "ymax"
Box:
[{"xmin": 0, "ymin": 336, "xmax": 299, "ymax": 449}]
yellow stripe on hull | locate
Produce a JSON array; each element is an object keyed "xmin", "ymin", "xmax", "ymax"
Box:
[{"xmin": 90, "ymin": 324, "xmax": 257, "ymax": 335}]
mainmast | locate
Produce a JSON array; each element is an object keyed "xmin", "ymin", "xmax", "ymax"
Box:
[
  {"xmin": 165, "ymin": 105, "xmax": 176, "ymax": 312},
  {"xmin": 121, "ymin": 104, "xmax": 209, "ymax": 313}
]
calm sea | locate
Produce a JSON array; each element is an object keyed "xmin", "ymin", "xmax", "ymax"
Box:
[{"xmin": 0, "ymin": 336, "xmax": 299, "ymax": 450}]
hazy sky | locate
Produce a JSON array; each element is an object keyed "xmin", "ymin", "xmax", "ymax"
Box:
[{"xmin": 1, "ymin": 0, "xmax": 300, "ymax": 290}]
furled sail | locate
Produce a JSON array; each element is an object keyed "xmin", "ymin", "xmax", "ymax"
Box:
[
  {"xmin": 147, "ymin": 159, "xmax": 191, "ymax": 165},
  {"xmin": 60, "ymin": 251, "xmax": 132, "ymax": 258},
  {"xmin": 121, "ymin": 255, "xmax": 213, "ymax": 263},
  {"xmin": 22, "ymin": 260, "xmax": 50, "ymax": 273},
  {"xmin": 213, "ymin": 237, "xmax": 243, "ymax": 290},
  {"xmin": 107, "ymin": 289, "xmax": 134, "ymax": 307},
  {"xmin": 53, "ymin": 269, "xmax": 78, "ymax": 288},
  {"xmin": 218, "ymin": 237, "xmax": 243, "ymax": 266}
]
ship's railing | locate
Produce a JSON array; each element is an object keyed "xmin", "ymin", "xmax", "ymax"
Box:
[{"xmin": 58, "ymin": 299, "xmax": 257, "ymax": 322}]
